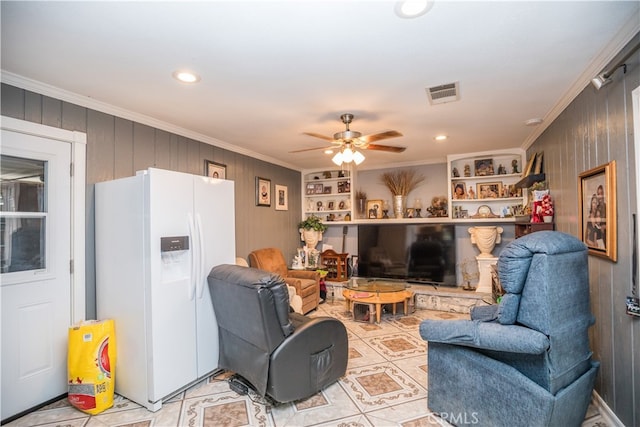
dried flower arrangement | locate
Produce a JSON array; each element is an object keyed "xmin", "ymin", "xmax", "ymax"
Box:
[{"xmin": 380, "ymin": 170, "xmax": 425, "ymax": 196}]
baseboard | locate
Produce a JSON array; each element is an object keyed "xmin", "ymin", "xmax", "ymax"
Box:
[{"xmin": 592, "ymin": 390, "xmax": 624, "ymax": 427}]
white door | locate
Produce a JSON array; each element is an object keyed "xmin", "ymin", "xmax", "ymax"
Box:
[{"xmin": 1, "ymin": 131, "xmax": 71, "ymax": 420}]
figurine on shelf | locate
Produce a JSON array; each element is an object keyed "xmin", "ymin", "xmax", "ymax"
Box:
[
  {"xmin": 427, "ymin": 196, "xmax": 448, "ymax": 217},
  {"xmin": 498, "ymin": 164, "xmax": 507, "ymax": 175},
  {"xmin": 464, "ymin": 164, "xmax": 471, "ymax": 177},
  {"xmin": 512, "ymin": 159, "xmax": 519, "ymax": 174},
  {"xmin": 468, "ymin": 187, "xmax": 476, "ymax": 199},
  {"xmin": 414, "ymin": 198, "xmax": 423, "ymax": 218},
  {"xmin": 452, "ymin": 167, "xmax": 460, "ymax": 178},
  {"xmin": 382, "ymin": 200, "xmax": 390, "ymax": 219}
]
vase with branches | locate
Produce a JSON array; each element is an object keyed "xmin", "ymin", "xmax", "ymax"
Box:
[
  {"xmin": 380, "ymin": 170, "xmax": 425, "ymax": 218},
  {"xmin": 355, "ymin": 189, "xmax": 367, "ymax": 219}
]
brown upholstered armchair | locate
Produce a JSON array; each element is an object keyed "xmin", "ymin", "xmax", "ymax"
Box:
[{"xmin": 249, "ymin": 248, "xmax": 320, "ymax": 314}]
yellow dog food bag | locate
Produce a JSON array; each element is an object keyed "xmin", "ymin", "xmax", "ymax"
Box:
[{"xmin": 67, "ymin": 319, "xmax": 116, "ymax": 414}]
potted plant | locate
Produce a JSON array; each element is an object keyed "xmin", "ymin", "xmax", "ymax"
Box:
[{"xmin": 298, "ymin": 215, "xmax": 327, "ymax": 249}]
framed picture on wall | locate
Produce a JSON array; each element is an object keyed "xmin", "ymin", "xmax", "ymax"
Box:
[
  {"xmin": 578, "ymin": 161, "xmax": 617, "ymax": 261},
  {"xmin": 204, "ymin": 160, "xmax": 226, "ymax": 179},
  {"xmin": 275, "ymin": 184, "xmax": 288, "ymax": 211},
  {"xmin": 256, "ymin": 177, "xmax": 271, "ymax": 207}
]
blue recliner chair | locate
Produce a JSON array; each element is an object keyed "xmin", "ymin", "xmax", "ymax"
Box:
[{"xmin": 420, "ymin": 231, "xmax": 599, "ymax": 427}]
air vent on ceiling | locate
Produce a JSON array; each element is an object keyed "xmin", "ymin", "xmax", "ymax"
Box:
[{"xmin": 426, "ymin": 82, "xmax": 460, "ymax": 105}]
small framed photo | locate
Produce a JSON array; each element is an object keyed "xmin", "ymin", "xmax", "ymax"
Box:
[
  {"xmin": 477, "ymin": 182, "xmax": 502, "ymax": 199},
  {"xmin": 460, "ymin": 210, "xmax": 469, "ymax": 219},
  {"xmin": 256, "ymin": 177, "xmax": 271, "ymax": 207},
  {"xmin": 474, "ymin": 158, "xmax": 494, "ymax": 176},
  {"xmin": 523, "ymin": 153, "xmax": 537, "ymax": 176},
  {"xmin": 275, "ymin": 184, "xmax": 288, "ymax": 211},
  {"xmin": 533, "ymin": 151, "xmax": 544, "ymax": 174},
  {"xmin": 579, "ymin": 161, "xmax": 617, "ymax": 261},
  {"xmin": 204, "ymin": 160, "xmax": 226, "ymax": 179},
  {"xmin": 306, "ymin": 183, "xmax": 316, "ymax": 195},
  {"xmin": 327, "ymin": 201, "xmax": 335, "ymax": 210},
  {"xmin": 323, "ymin": 186, "xmax": 332, "ymax": 194},
  {"xmin": 367, "ymin": 199, "xmax": 383, "ymax": 219},
  {"xmin": 452, "ymin": 182, "xmax": 467, "ymax": 199},
  {"xmin": 314, "ymin": 183, "xmax": 324, "ymax": 194}
]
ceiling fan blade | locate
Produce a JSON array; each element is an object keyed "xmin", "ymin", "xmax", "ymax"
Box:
[
  {"xmin": 365, "ymin": 143, "xmax": 407, "ymax": 153},
  {"xmin": 302, "ymin": 132, "xmax": 335, "ymax": 142},
  {"xmin": 289, "ymin": 146, "xmax": 334, "ymax": 153},
  {"xmin": 359, "ymin": 130, "xmax": 403, "ymax": 143}
]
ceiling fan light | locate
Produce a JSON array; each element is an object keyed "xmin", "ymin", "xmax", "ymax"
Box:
[
  {"xmin": 353, "ymin": 150, "xmax": 365, "ymax": 165},
  {"xmin": 332, "ymin": 152, "xmax": 343, "ymax": 166},
  {"xmin": 342, "ymin": 147, "xmax": 354, "ymax": 163}
]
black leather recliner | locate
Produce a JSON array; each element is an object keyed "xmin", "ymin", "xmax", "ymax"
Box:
[{"xmin": 207, "ymin": 264, "xmax": 348, "ymax": 403}]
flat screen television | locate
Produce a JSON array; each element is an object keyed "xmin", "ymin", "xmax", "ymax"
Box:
[{"xmin": 357, "ymin": 223, "xmax": 456, "ymax": 287}]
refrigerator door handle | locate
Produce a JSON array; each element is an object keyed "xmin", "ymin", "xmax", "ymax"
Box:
[
  {"xmin": 187, "ymin": 213, "xmax": 197, "ymax": 301},
  {"xmin": 195, "ymin": 213, "xmax": 206, "ymax": 299}
]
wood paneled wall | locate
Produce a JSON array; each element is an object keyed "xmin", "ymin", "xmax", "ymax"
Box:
[
  {"xmin": 525, "ymin": 35, "xmax": 639, "ymax": 426},
  {"xmin": 1, "ymin": 83, "xmax": 303, "ymax": 319},
  {"xmin": 3, "ymin": 32, "xmax": 639, "ymax": 422}
]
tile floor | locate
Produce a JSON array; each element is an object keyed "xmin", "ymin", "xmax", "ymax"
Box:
[{"xmin": 7, "ymin": 301, "xmax": 609, "ymax": 427}]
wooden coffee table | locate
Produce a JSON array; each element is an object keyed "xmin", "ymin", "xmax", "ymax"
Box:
[{"xmin": 343, "ymin": 280, "xmax": 414, "ymax": 323}]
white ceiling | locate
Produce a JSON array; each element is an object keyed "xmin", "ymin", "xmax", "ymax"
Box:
[{"xmin": 2, "ymin": 1, "xmax": 638, "ymax": 171}]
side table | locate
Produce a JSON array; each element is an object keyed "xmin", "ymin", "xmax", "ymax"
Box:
[{"xmin": 343, "ymin": 288, "xmax": 414, "ymax": 324}]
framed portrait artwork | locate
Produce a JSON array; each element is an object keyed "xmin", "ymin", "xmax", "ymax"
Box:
[
  {"xmin": 275, "ymin": 184, "xmax": 288, "ymax": 211},
  {"xmin": 204, "ymin": 160, "xmax": 226, "ymax": 179},
  {"xmin": 474, "ymin": 158, "xmax": 494, "ymax": 176},
  {"xmin": 366, "ymin": 199, "xmax": 383, "ymax": 219},
  {"xmin": 523, "ymin": 153, "xmax": 537, "ymax": 176},
  {"xmin": 476, "ymin": 182, "xmax": 502, "ymax": 199},
  {"xmin": 256, "ymin": 177, "xmax": 271, "ymax": 207},
  {"xmin": 579, "ymin": 161, "xmax": 617, "ymax": 261},
  {"xmin": 452, "ymin": 182, "xmax": 467, "ymax": 199},
  {"xmin": 305, "ymin": 183, "xmax": 316, "ymax": 195}
]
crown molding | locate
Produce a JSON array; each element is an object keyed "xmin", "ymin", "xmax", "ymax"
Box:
[
  {"xmin": 1, "ymin": 71, "xmax": 300, "ymax": 172},
  {"xmin": 521, "ymin": 15, "xmax": 640, "ymax": 151}
]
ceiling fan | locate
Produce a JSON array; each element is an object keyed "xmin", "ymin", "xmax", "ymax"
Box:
[{"xmin": 290, "ymin": 113, "xmax": 406, "ymax": 159}]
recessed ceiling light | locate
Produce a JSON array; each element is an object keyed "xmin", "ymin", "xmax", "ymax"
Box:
[
  {"xmin": 324, "ymin": 149, "xmax": 334, "ymax": 154},
  {"xmin": 524, "ymin": 118, "xmax": 543, "ymax": 126},
  {"xmin": 394, "ymin": 0, "xmax": 434, "ymax": 19},
  {"xmin": 172, "ymin": 70, "xmax": 201, "ymax": 84},
  {"xmin": 434, "ymin": 135, "xmax": 448, "ymax": 141}
]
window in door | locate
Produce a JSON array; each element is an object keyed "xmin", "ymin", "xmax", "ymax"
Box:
[{"xmin": 1, "ymin": 155, "xmax": 47, "ymax": 273}]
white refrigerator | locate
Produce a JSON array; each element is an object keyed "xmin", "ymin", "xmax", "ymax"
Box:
[{"xmin": 95, "ymin": 167, "xmax": 235, "ymax": 411}]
